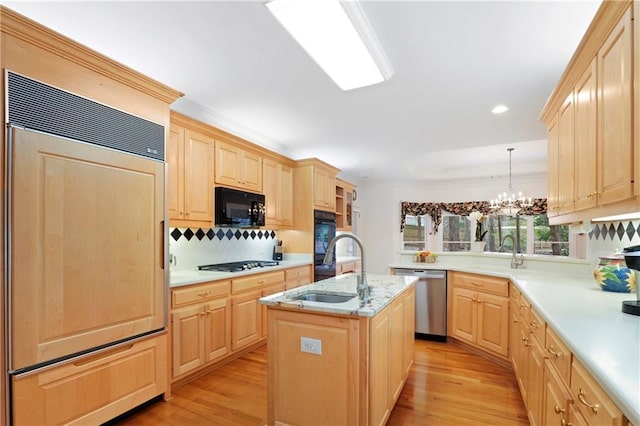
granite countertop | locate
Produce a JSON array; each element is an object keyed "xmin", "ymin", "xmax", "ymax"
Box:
[
  {"xmin": 169, "ymin": 259, "xmax": 312, "ymax": 288},
  {"xmin": 389, "ymin": 258, "xmax": 640, "ymax": 426},
  {"xmin": 259, "ymin": 273, "xmax": 417, "ymax": 318}
]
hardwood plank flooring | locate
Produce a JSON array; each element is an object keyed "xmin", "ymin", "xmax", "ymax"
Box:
[{"xmin": 111, "ymin": 339, "xmax": 528, "ymax": 425}]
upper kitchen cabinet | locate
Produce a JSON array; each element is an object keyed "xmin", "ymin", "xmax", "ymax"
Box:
[
  {"xmin": 540, "ymin": 1, "xmax": 639, "ymax": 224},
  {"xmin": 215, "ymin": 140, "xmax": 262, "ymax": 193},
  {"xmin": 597, "ymin": 6, "xmax": 633, "ymax": 206},
  {"xmin": 335, "ymin": 178, "xmax": 356, "ymax": 231},
  {"xmin": 168, "ymin": 112, "xmax": 215, "ymax": 224},
  {"xmin": 263, "ymin": 157, "xmax": 294, "ymax": 229},
  {"xmin": 296, "ymin": 159, "xmax": 338, "ymax": 212}
]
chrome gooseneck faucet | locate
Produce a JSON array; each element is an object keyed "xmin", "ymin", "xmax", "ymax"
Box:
[
  {"xmin": 322, "ymin": 233, "xmax": 372, "ymax": 306},
  {"xmin": 499, "ymin": 234, "xmax": 524, "ymax": 269}
]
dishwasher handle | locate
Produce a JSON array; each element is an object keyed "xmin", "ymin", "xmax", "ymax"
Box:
[{"xmin": 394, "ymin": 269, "xmax": 446, "ymax": 280}]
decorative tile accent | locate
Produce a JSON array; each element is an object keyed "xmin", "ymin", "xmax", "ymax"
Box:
[
  {"xmin": 616, "ymin": 223, "xmax": 625, "ymax": 240},
  {"xmin": 169, "ymin": 227, "xmax": 279, "ymax": 242},
  {"xmin": 589, "ymin": 220, "xmax": 640, "ymax": 242},
  {"xmin": 626, "ymin": 222, "xmax": 636, "ymax": 241}
]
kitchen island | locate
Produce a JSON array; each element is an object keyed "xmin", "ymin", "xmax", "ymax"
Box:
[{"xmin": 260, "ymin": 274, "xmax": 417, "ymax": 426}]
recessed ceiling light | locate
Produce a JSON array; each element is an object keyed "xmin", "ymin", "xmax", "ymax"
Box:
[
  {"xmin": 266, "ymin": 0, "xmax": 393, "ymax": 91},
  {"xmin": 492, "ymin": 105, "xmax": 509, "ymax": 114}
]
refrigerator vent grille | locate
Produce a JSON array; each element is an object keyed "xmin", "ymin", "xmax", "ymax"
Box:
[{"xmin": 6, "ymin": 71, "xmax": 165, "ymax": 161}]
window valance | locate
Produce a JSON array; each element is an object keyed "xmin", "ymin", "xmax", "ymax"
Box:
[{"xmin": 400, "ymin": 199, "xmax": 547, "ymax": 233}]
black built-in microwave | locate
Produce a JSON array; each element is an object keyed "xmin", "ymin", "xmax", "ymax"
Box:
[{"xmin": 215, "ymin": 186, "xmax": 265, "ymax": 227}]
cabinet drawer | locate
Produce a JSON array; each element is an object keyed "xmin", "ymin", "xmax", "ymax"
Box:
[
  {"xmin": 571, "ymin": 359, "xmax": 624, "ymax": 426},
  {"xmin": 337, "ymin": 261, "xmax": 356, "ymax": 274},
  {"xmin": 12, "ymin": 334, "xmax": 167, "ymax": 425},
  {"xmin": 233, "ymin": 271, "xmax": 285, "ymax": 293},
  {"xmin": 529, "ymin": 306, "xmax": 545, "ymax": 345},
  {"xmin": 545, "ymin": 326, "xmax": 572, "ymax": 384},
  {"xmin": 451, "ymin": 272, "xmax": 509, "ymax": 296},
  {"xmin": 285, "ymin": 265, "xmax": 311, "ymax": 281},
  {"xmin": 172, "ymin": 280, "xmax": 230, "ymax": 308}
]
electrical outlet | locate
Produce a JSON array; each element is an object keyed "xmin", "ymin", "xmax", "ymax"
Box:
[{"xmin": 300, "ymin": 337, "xmax": 322, "ymax": 355}]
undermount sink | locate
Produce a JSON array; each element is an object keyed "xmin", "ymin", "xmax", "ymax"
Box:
[{"xmin": 291, "ymin": 292, "xmax": 356, "ymax": 303}]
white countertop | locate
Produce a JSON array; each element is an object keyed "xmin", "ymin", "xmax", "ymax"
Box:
[
  {"xmin": 259, "ymin": 273, "xmax": 417, "ymax": 318},
  {"xmin": 169, "ymin": 259, "xmax": 312, "ymax": 287},
  {"xmin": 389, "ymin": 257, "xmax": 640, "ymax": 425}
]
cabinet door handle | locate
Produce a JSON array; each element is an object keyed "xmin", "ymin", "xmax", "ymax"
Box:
[
  {"xmin": 578, "ymin": 388, "xmax": 600, "ymax": 414},
  {"xmin": 198, "ymin": 291, "xmax": 212, "ymax": 297},
  {"xmin": 561, "ymin": 420, "xmax": 573, "ymax": 426},
  {"xmin": 547, "ymin": 345, "xmax": 561, "ymax": 358},
  {"xmin": 554, "ymin": 405, "xmax": 566, "ymax": 414}
]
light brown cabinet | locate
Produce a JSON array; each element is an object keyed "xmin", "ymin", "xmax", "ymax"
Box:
[
  {"xmin": 231, "ymin": 271, "xmax": 285, "ymax": 351},
  {"xmin": 168, "ymin": 116, "xmax": 215, "ymax": 223},
  {"xmin": 571, "ymin": 359, "xmax": 626, "ymax": 426},
  {"xmin": 557, "ymin": 92, "xmax": 576, "ymax": 215},
  {"xmin": 284, "ymin": 265, "xmax": 312, "ymax": 290},
  {"xmin": 12, "ymin": 334, "xmax": 168, "ymax": 425},
  {"xmin": 509, "ymin": 283, "xmax": 629, "ymax": 426},
  {"xmin": 450, "ymin": 272, "xmax": 509, "ymax": 359},
  {"xmin": 543, "ymin": 357, "xmax": 573, "ymax": 426},
  {"xmin": 263, "ymin": 157, "xmax": 293, "ymax": 229},
  {"xmin": 336, "ymin": 178, "xmax": 355, "ymax": 231},
  {"xmin": 170, "ymin": 266, "xmax": 307, "ymax": 384},
  {"xmin": 215, "ymin": 140, "xmax": 262, "ymax": 193},
  {"xmin": 547, "ymin": 115, "xmax": 560, "ymax": 216},
  {"xmin": 313, "ymin": 164, "xmax": 337, "ymax": 211},
  {"xmin": 574, "ymin": 59, "xmax": 598, "ymax": 212},
  {"xmin": 171, "ymin": 281, "xmax": 231, "ymax": 378},
  {"xmin": 541, "ymin": 2, "xmax": 638, "ymax": 224}
]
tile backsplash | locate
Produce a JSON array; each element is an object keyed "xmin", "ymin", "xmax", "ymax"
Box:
[
  {"xmin": 588, "ymin": 219, "xmax": 640, "ymax": 260},
  {"xmin": 169, "ymin": 227, "xmax": 279, "ymax": 271}
]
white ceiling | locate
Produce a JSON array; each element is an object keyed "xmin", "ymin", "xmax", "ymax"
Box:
[{"xmin": 3, "ymin": 0, "xmax": 601, "ymax": 184}]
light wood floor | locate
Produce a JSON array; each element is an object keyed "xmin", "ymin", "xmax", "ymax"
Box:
[{"xmin": 111, "ymin": 339, "xmax": 529, "ymax": 425}]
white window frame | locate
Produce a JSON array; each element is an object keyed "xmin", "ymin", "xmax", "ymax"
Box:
[{"xmin": 410, "ymin": 212, "xmax": 583, "ymax": 258}]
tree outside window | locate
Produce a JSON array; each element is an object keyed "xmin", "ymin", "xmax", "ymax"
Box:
[{"xmin": 402, "ymin": 214, "xmax": 427, "ymax": 251}]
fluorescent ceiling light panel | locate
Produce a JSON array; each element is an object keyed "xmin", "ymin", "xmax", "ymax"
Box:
[
  {"xmin": 492, "ymin": 105, "xmax": 509, "ymax": 114},
  {"xmin": 266, "ymin": 0, "xmax": 393, "ymax": 91}
]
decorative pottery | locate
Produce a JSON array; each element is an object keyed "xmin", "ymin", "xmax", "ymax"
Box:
[
  {"xmin": 593, "ymin": 256, "xmax": 636, "ymax": 293},
  {"xmin": 470, "ymin": 241, "xmax": 485, "ymax": 253}
]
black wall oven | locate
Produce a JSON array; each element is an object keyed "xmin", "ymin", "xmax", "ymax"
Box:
[{"xmin": 314, "ymin": 210, "xmax": 336, "ymax": 281}]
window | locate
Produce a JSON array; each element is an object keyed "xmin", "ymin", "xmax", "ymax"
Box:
[
  {"xmin": 438, "ymin": 213, "xmax": 569, "ymax": 256},
  {"xmin": 402, "ymin": 214, "xmax": 427, "ymax": 250},
  {"xmin": 533, "ymin": 214, "xmax": 569, "ymax": 256},
  {"xmin": 442, "ymin": 215, "xmax": 472, "ymax": 252}
]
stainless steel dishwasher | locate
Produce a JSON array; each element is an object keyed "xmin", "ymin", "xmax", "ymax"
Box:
[{"xmin": 394, "ymin": 268, "xmax": 447, "ymax": 342}]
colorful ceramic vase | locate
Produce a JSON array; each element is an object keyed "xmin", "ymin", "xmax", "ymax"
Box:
[{"xmin": 593, "ymin": 256, "xmax": 636, "ymax": 293}]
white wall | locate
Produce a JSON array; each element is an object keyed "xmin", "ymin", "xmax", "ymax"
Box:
[{"xmin": 357, "ymin": 173, "xmax": 548, "ymax": 274}]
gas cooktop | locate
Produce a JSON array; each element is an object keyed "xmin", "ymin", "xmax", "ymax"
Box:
[{"xmin": 197, "ymin": 260, "xmax": 280, "ymax": 273}]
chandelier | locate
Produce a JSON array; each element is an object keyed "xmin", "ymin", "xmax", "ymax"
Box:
[{"xmin": 490, "ymin": 148, "xmax": 532, "ymax": 216}]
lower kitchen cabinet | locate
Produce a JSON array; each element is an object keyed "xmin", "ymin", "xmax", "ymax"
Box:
[
  {"xmin": 231, "ymin": 289, "xmax": 263, "ymax": 351},
  {"xmin": 231, "ymin": 270, "xmax": 285, "ymax": 351},
  {"xmin": 171, "ymin": 281, "xmax": 231, "ymax": 378},
  {"xmin": 170, "ymin": 266, "xmax": 306, "ymax": 385},
  {"xmin": 450, "ymin": 272, "xmax": 509, "ymax": 359},
  {"xmin": 510, "ymin": 286, "xmax": 630, "ymax": 426},
  {"xmin": 284, "ymin": 265, "xmax": 312, "ymax": 290},
  {"xmin": 262, "ymin": 282, "xmax": 286, "ymax": 339},
  {"xmin": 571, "ymin": 358, "xmax": 625, "ymax": 426},
  {"xmin": 12, "ymin": 334, "xmax": 167, "ymax": 425},
  {"xmin": 543, "ymin": 358, "xmax": 573, "ymax": 426}
]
